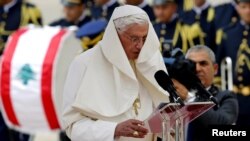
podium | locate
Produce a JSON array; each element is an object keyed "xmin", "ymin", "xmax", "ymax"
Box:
[{"xmin": 144, "ymin": 102, "xmax": 215, "ymax": 141}]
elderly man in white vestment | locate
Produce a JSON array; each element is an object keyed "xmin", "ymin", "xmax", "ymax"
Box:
[{"xmin": 62, "ymin": 5, "xmax": 170, "ymax": 141}]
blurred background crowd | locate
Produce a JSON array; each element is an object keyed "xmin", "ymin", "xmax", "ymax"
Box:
[{"xmin": 29, "ymin": 0, "xmax": 231, "ymax": 25}]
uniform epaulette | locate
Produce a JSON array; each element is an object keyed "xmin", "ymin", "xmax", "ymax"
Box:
[
  {"xmin": 21, "ymin": 2, "xmax": 42, "ymax": 26},
  {"xmin": 183, "ymin": 0, "xmax": 193, "ymax": 11},
  {"xmin": 207, "ymin": 7, "xmax": 215, "ymax": 22},
  {"xmin": 216, "ymin": 29, "xmax": 224, "ymax": 45}
]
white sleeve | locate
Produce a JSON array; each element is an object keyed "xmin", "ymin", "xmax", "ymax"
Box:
[
  {"xmin": 185, "ymin": 91, "xmax": 196, "ymax": 103},
  {"xmin": 71, "ymin": 118, "xmax": 118, "ymax": 141},
  {"xmin": 61, "ymin": 55, "xmax": 117, "ymax": 141}
]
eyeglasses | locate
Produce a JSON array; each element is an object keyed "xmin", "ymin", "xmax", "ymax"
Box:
[{"xmin": 123, "ymin": 32, "xmax": 147, "ymax": 45}]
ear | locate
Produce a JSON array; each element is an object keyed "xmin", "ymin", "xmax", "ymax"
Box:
[{"xmin": 213, "ymin": 63, "xmax": 218, "ymax": 75}]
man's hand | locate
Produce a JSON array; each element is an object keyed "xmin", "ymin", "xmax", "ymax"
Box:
[
  {"xmin": 172, "ymin": 79, "xmax": 188, "ymax": 100},
  {"xmin": 114, "ymin": 119, "xmax": 148, "ymax": 138}
]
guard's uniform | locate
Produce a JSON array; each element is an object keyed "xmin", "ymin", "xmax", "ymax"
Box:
[
  {"xmin": 76, "ymin": 19, "xmax": 107, "ymax": 50},
  {"xmin": 216, "ymin": 20, "xmax": 250, "ymax": 125},
  {"xmin": 90, "ymin": 0, "xmax": 120, "ymax": 21},
  {"xmin": 178, "ymin": 1, "xmax": 216, "ymax": 53},
  {"xmin": 153, "ymin": 17, "xmax": 183, "ymax": 56},
  {"xmin": 152, "ymin": 0, "xmax": 184, "ymax": 55},
  {"xmin": 214, "ymin": 2, "xmax": 238, "ymax": 30},
  {"xmin": 0, "ymin": 0, "xmax": 42, "ymax": 54}
]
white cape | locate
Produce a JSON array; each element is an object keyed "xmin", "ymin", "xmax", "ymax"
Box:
[
  {"xmin": 72, "ymin": 5, "xmax": 169, "ymax": 120},
  {"xmin": 62, "ymin": 5, "xmax": 170, "ymax": 141}
]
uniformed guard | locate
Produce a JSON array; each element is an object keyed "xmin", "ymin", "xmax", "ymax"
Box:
[
  {"xmin": 124, "ymin": 0, "xmax": 155, "ymax": 21},
  {"xmin": 49, "ymin": 0, "xmax": 92, "ymax": 28},
  {"xmin": 0, "ymin": 0, "xmax": 42, "ymax": 55},
  {"xmin": 76, "ymin": 19, "xmax": 107, "ymax": 50},
  {"xmin": 152, "ymin": 0, "xmax": 183, "ymax": 56},
  {"xmin": 216, "ymin": 0, "xmax": 250, "ymax": 125},
  {"xmin": 90, "ymin": 0, "xmax": 120, "ymax": 21},
  {"xmin": 214, "ymin": 0, "xmax": 239, "ymax": 30},
  {"xmin": 178, "ymin": 0, "xmax": 216, "ymax": 53}
]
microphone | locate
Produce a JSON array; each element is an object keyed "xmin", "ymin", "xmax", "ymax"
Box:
[
  {"xmin": 154, "ymin": 70, "xmax": 185, "ymax": 106},
  {"xmin": 195, "ymin": 81, "xmax": 219, "ymax": 107}
]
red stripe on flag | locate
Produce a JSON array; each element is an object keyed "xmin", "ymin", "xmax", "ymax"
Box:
[
  {"xmin": 0, "ymin": 28, "xmax": 28, "ymax": 126},
  {"xmin": 41, "ymin": 29, "xmax": 67, "ymax": 129}
]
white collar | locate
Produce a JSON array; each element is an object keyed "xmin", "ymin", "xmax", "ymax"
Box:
[
  {"xmin": 138, "ymin": 0, "xmax": 147, "ymax": 8},
  {"xmin": 206, "ymin": 86, "xmax": 211, "ymax": 91},
  {"xmin": 3, "ymin": 0, "xmax": 17, "ymax": 13},
  {"xmin": 102, "ymin": 0, "xmax": 117, "ymax": 10},
  {"xmin": 193, "ymin": 1, "xmax": 210, "ymax": 15}
]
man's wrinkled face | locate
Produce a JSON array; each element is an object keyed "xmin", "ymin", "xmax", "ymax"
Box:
[
  {"xmin": 237, "ymin": 2, "xmax": 250, "ymax": 24},
  {"xmin": 118, "ymin": 23, "xmax": 149, "ymax": 60},
  {"xmin": 186, "ymin": 51, "xmax": 218, "ymax": 88}
]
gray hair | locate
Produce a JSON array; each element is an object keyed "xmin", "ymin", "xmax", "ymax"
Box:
[
  {"xmin": 113, "ymin": 13, "xmax": 149, "ymax": 33},
  {"xmin": 185, "ymin": 45, "xmax": 216, "ymax": 63}
]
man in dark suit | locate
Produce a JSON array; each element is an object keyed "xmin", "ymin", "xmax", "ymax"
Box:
[
  {"xmin": 124, "ymin": 0, "xmax": 155, "ymax": 21},
  {"xmin": 216, "ymin": 0, "xmax": 250, "ymax": 126},
  {"xmin": 90, "ymin": 0, "xmax": 120, "ymax": 21},
  {"xmin": 50, "ymin": 0, "xmax": 91, "ymax": 28},
  {"xmin": 173, "ymin": 45, "xmax": 238, "ymax": 141}
]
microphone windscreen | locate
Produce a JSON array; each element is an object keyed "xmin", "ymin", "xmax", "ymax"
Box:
[{"xmin": 154, "ymin": 70, "xmax": 173, "ymax": 91}]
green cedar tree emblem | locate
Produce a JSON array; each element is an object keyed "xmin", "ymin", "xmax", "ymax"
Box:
[{"xmin": 17, "ymin": 64, "xmax": 35, "ymax": 85}]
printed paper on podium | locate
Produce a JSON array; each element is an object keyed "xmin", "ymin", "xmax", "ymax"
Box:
[{"xmin": 144, "ymin": 101, "xmax": 215, "ymax": 133}]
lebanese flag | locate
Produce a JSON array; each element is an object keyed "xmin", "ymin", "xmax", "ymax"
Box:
[{"xmin": 0, "ymin": 27, "xmax": 69, "ymax": 133}]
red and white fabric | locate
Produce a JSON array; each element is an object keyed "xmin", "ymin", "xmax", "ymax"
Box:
[{"xmin": 0, "ymin": 26, "xmax": 82, "ymax": 134}]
